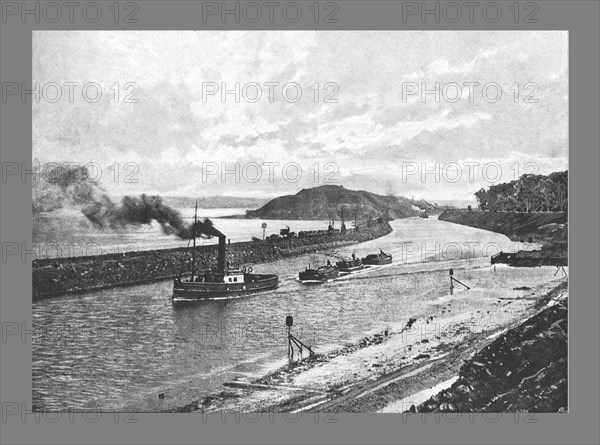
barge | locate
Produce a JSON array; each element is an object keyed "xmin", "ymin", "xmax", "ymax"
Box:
[
  {"xmin": 299, "ymin": 260, "xmax": 339, "ymax": 283},
  {"xmin": 362, "ymin": 249, "xmax": 393, "ymax": 265},
  {"xmin": 336, "ymin": 253, "xmax": 369, "ymax": 273}
]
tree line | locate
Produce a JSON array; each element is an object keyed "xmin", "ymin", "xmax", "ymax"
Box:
[{"xmin": 475, "ymin": 171, "xmax": 567, "ymax": 212}]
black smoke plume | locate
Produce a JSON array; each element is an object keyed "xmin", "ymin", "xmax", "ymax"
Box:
[
  {"xmin": 33, "ymin": 164, "xmax": 224, "ymax": 239},
  {"xmin": 178, "ymin": 218, "xmax": 225, "ymax": 240}
]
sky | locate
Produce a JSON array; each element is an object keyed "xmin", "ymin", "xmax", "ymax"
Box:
[{"xmin": 32, "ymin": 31, "xmax": 568, "ymax": 202}]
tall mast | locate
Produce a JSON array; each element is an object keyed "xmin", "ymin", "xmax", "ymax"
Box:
[{"xmin": 191, "ymin": 201, "xmax": 197, "ymax": 281}]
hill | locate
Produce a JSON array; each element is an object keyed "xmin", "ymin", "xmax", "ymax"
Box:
[{"xmin": 245, "ymin": 185, "xmax": 436, "ymax": 221}]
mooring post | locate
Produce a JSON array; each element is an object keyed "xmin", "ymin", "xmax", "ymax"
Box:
[{"xmin": 286, "ymin": 314, "xmax": 293, "ymax": 360}]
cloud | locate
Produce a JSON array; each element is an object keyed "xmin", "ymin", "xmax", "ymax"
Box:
[{"xmin": 33, "ymin": 31, "xmax": 568, "ymax": 200}]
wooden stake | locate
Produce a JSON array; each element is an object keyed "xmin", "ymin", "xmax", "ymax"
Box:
[{"xmin": 451, "ymin": 277, "xmax": 470, "ymax": 290}]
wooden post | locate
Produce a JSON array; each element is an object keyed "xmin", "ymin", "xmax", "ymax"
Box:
[
  {"xmin": 449, "ymin": 268, "xmax": 454, "ymax": 295},
  {"xmin": 286, "ymin": 315, "xmax": 293, "ymax": 360},
  {"xmin": 191, "ymin": 202, "xmax": 198, "ymax": 281}
]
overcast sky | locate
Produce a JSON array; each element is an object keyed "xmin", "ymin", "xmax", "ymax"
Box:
[{"xmin": 33, "ymin": 31, "xmax": 567, "ymax": 202}]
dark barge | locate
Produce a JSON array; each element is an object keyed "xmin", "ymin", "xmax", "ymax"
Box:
[
  {"xmin": 362, "ymin": 250, "xmax": 393, "ymax": 265},
  {"xmin": 491, "ymin": 250, "xmax": 568, "ymax": 267},
  {"xmin": 299, "ymin": 261, "xmax": 339, "ymax": 283},
  {"xmin": 336, "ymin": 253, "xmax": 369, "ymax": 273}
]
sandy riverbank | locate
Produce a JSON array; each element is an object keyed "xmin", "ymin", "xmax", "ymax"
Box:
[
  {"xmin": 168, "ymin": 266, "xmax": 568, "ymax": 413},
  {"xmin": 417, "ymin": 284, "xmax": 568, "ymax": 412}
]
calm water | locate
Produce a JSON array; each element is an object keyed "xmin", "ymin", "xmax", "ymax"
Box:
[
  {"xmin": 32, "ymin": 218, "xmax": 542, "ymax": 411},
  {"xmin": 33, "ymin": 208, "xmax": 334, "ymax": 259}
]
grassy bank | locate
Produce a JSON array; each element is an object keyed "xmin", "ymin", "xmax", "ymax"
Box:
[{"xmin": 32, "ymin": 221, "xmax": 392, "ymax": 299}]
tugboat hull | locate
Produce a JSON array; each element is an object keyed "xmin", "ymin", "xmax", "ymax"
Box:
[{"xmin": 173, "ymin": 274, "xmax": 279, "ymax": 300}]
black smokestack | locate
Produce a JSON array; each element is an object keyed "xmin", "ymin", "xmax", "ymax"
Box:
[{"xmin": 218, "ymin": 235, "xmax": 226, "ymax": 272}]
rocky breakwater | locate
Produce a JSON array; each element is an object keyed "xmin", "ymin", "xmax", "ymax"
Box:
[{"xmin": 32, "ymin": 221, "xmax": 392, "ymax": 300}]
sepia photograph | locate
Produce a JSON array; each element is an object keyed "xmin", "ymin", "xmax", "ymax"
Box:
[{"xmin": 31, "ymin": 30, "xmax": 568, "ymax": 414}]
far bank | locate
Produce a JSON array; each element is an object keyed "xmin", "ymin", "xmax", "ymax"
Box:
[{"xmin": 438, "ymin": 209, "xmax": 567, "ymax": 267}]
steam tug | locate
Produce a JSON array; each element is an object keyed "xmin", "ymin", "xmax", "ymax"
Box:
[
  {"xmin": 336, "ymin": 253, "xmax": 369, "ymax": 274},
  {"xmin": 362, "ymin": 249, "xmax": 393, "ymax": 265},
  {"xmin": 173, "ymin": 206, "xmax": 278, "ymax": 301},
  {"xmin": 299, "ymin": 260, "xmax": 339, "ymax": 283}
]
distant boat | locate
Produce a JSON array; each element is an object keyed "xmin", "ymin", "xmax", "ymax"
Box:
[
  {"xmin": 173, "ymin": 204, "xmax": 278, "ymax": 301},
  {"xmin": 336, "ymin": 253, "xmax": 369, "ymax": 273},
  {"xmin": 362, "ymin": 250, "xmax": 393, "ymax": 265},
  {"xmin": 299, "ymin": 261, "xmax": 339, "ymax": 283}
]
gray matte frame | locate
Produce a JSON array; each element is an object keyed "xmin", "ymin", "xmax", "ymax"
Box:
[{"xmin": 1, "ymin": 1, "xmax": 598, "ymax": 444}]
